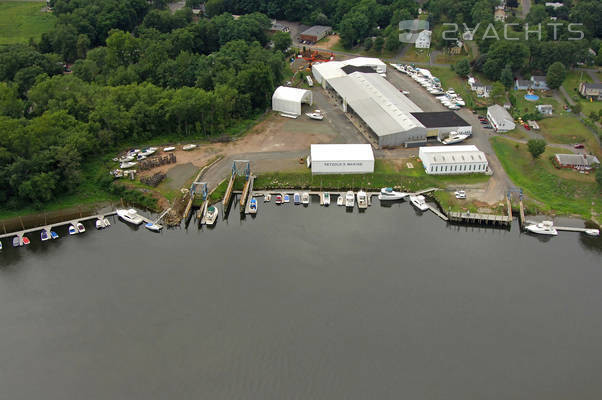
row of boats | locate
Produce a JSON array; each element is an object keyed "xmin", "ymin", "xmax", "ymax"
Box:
[{"xmin": 116, "ymin": 144, "xmax": 198, "ymax": 169}]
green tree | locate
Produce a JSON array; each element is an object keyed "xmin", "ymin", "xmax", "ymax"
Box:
[
  {"xmin": 385, "ymin": 31, "xmax": 400, "ymax": 52},
  {"xmin": 589, "ymin": 111, "xmax": 599, "ymax": 121},
  {"xmin": 76, "ymin": 34, "xmax": 91, "ymax": 59},
  {"xmin": 363, "ymin": 37, "xmax": 373, "ymax": 51},
  {"xmin": 596, "ymin": 167, "xmax": 602, "ymax": 188},
  {"xmin": 373, "ymin": 36, "xmax": 384, "ymax": 52},
  {"xmin": 491, "ymin": 82, "xmax": 506, "ymax": 101},
  {"xmin": 454, "ymin": 58, "xmax": 470, "ymax": 78},
  {"xmin": 546, "ymin": 61, "xmax": 567, "ymax": 89},
  {"xmin": 272, "ymin": 31, "xmax": 292, "ymax": 52},
  {"xmin": 500, "ymin": 64, "xmax": 513, "ymax": 89},
  {"xmin": 205, "ymin": 0, "xmax": 224, "ymax": 17},
  {"xmin": 572, "ymin": 102, "xmax": 582, "ymax": 114},
  {"xmin": 527, "ymin": 139, "xmax": 546, "ymax": 159}
]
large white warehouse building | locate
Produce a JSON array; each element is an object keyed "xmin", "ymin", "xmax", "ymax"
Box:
[
  {"xmin": 272, "ymin": 86, "xmax": 313, "ymax": 116},
  {"xmin": 309, "ymin": 144, "xmax": 374, "ymax": 175},
  {"xmin": 419, "ymin": 145, "xmax": 488, "ymax": 175}
]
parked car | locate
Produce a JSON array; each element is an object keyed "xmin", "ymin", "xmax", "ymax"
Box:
[
  {"xmin": 483, "ymin": 125, "xmax": 492, "ymax": 129},
  {"xmin": 574, "ymin": 143, "xmax": 584, "ymax": 149},
  {"xmin": 523, "ymin": 123, "xmax": 531, "ymax": 130},
  {"xmin": 480, "ymin": 120, "xmax": 488, "ymax": 124}
]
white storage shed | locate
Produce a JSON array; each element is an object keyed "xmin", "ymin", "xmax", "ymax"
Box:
[
  {"xmin": 272, "ymin": 86, "xmax": 313, "ymax": 116},
  {"xmin": 309, "ymin": 144, "xmax": 375, "ymax": 175},
  {"xmin": 419, "ymin": 145, "xmax": 488, "ymax": 175}
]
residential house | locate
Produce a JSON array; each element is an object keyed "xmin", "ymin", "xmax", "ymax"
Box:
[
  {"xmin": 494, "ymin": 8, "xmax": 506, "ymax": 21},
  {"xmin": 487, "ymin": 104, "xmax": 516, "ymax": 132},
  {"xmin": 536, "ymin": 104, "xmax": 553, "ymax": 115},
  {"xmin": 515, "ymin": 79, "xmax": 531, "ymax": 90},
  {"xmin": 470, "ymin": 79, "xmax": 491, "ymax": 98},
  {"xmin": 554, "ymin": 154, "xmax": 600, "ymax": 170},
  {"xmin": 530, "ymin": 76, "xmax": 549, "ymax": 90},
  {"xmin": 415, "ymin": 30, "xmax": 432, "ymax": 49},
  {"xmin": 579, "ymin": 82, "xmax": 602, "ymax": 101}
]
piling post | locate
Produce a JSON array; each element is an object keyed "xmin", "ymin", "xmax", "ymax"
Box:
[{"xmin": 19, "ymin": 216, "xmax": 25, "ymax": 230}]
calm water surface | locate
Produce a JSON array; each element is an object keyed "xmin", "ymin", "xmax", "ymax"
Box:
[{"xmin": 1, "ymin": 198, "xmax": 601, "ymax": 400}]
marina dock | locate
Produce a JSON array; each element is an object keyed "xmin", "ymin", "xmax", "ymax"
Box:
[
  {"xmin": 427, "ymin": 205, "xmax": 449, "ymax": 221},
  {"xmin": 448, "ymin": 211, "xmax": 511, "ymax": 226},
  {"xmin": 525, "ymin": 220, "xmax": 595, "ymax": 234}
]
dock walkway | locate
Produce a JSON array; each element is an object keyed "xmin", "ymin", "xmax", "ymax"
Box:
[{"xmin": 525, "ymin": 220, "xmax": 594, "ymax": 234}]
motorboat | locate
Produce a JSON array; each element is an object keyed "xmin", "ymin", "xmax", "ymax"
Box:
[
  {"xmin": 584, "ymin": 229, "xmax": 600, "ymax": 236},
  {"xmin": 306, "ymin": 112, "xmax": 324, "ymax": 120},
  {"xmin": 525, "ymin": 221, "xmax": 557, "ymax": 236},
  {"xmin": 275, "ymin": 194, "xmax": 283, "ymax": 204},
  {"xmin": 68, "ymin": 225, "xmax": 77, "ymax": 235},
  {"xmin": 182, "ymin": 144, "xmax": 197, "ymax": 151},
  {"xmin": 357, "ymin": 190, "xmax": 368, "ymax": 209},
  {"xmin": 22, "ymin": 236, "xmax": 30, "ymax": 245},
  {"xmin": 264, "ymin": 193, "xmax": 271, "ymax": 202},
  {"xmin": 441, "ymin": 132, "xmax": 470, "ymax": 145},
  {"xmin": 378, "ymin": 187, "xmax": 407, "ymax": 201},
  {"xmin": 139, "ymin": 147, "xmax": 157, "ymax": 157},
  {"xmin": 103, "ymin": 218, "xmax": 111, "ymax": 227},
  {"xmin": 13, "ymin": 237, "xmax": 21, "ymax": 247},
  {"xmin": 136, "ymin": 154, "xmax": 147, "ymax": 161},
  {"xmin": 283, "ymin": 194, "xmax": 290, "ymax": 203},
  {"xmin": 205, "ymin": 206, "xmax": 218, "ymax": 225},
  {"xmin": 50, "ymin": 231, "xmax": 59, "ymax": 239},
  {"xmin": 345, "ymin": 191, "xmax": 355, "ymax": 208},
  {"xmin": 409, "ymin": 195, "xmax": 429, "ymax": 211},
  {"xmin": 95, "ymin": 219, "xmax": 107, "ymax": 229},
  {"xmin": 145, "ymin": 222, "xmax": 163, "ymax": 232},
  {"xmin": 323, "ymin": 192, "xmax": 330, "ymax": 206},
  {"xmin": 448, "ymin": 104, "xmax": 461, "ymax": 110},
  {"xmin": 77, "ymin": 222, "xmax": 86, "ymax": 233},
  {"xmin": 118, "ymin": 155, "xmax": 135, "ymax": 163},
  {"xmin": 117, "ymin": 209, "xmax": 144, "ymax": 225},
  {"xmin": 250, "ymin": 198, "xmax": 257, "ymax": 211},
  {"xmin": 41, "ymin": 230, "xmax": 50, "ymax": 241},
  {"xmin": 455, "ymin": 190, "xmax": 467, "ymax": 199},
  {"xmin": 128, "ymin": 149, "xmax": 141, "ymax": 156},
  {"xmin": 337, "ymin": 195, "xmax": 344, "ymax": 206},
  {"xmin": 294, "ymin": 192, "xmax": 301, "ymax": 204},
  {"xmin": 401, "ymin": 90, "xmax": 410, "ymax": 95},
  {"xmin": 301, "ymin": 192, "xmax": 310, "ymax": 205},
  {"xmin": 0, "ymin": 240, "xmax": 2, "ymax": 251},
  {"xmin": 120, "ymin": 161, "xmax": 137, "ymax": 169},
  {"xmin": 163, "ymin": 146, "xmax": 176, "ymax": 152}
]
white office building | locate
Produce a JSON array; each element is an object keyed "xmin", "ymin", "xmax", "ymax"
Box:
[
  {"xmin": 308, "ymin": 144, "xmax": 375, "ymax": 175},
  {"xmin": 419, "ymin": 145, "xmax": 488, "ymax": 175}
]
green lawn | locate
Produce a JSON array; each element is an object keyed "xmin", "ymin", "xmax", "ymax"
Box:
[
  {"xmin": 491, "ymin": 137, "xmax": 602, "ymax": 218},
  {"xmin": 511, "ymin": 90, "xmax": 562, "ymax": 116},
  {"xmin": 562, "ymin": 71, "xmax": 601, "ymax": 116},
  {"xmin": 0, "ymin": 1, "xmax": 55, "ymax": 44},
  {"xmin": 538, "ymin": 115, "xmax": 602, "ymax": 158},
  {"xmin": 399, "ymin": 47, "xmax": 430, "ymax": 63},
  {"xmin": 328, "ymin": 41, "xmax": 400, "ymax": 59}
]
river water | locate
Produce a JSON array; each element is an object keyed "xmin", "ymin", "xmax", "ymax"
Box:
[{"xmin": 1, "ymin": 198, "xmax": 601, "ymax": 400}]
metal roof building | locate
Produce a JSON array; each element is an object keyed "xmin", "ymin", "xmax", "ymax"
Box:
[
  {"xmin": 271, "ymin": 86, "xmax": 313, "ymax": 116},
  {"xmin": 554, "ymin": 154, "xmax": 600, "ymax": 169},
  {"xmin": 419, "ymin": 145, "xmax": 488, "ymax": 175},
  {"xmin": 487, "ymin": 104, "xmax": 516, "ymax": 132},
  {"xmin": 309, "ymin": 144, "xmax": 374, "ymax": 174}
]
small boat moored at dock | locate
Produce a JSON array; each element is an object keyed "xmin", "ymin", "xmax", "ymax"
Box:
[
  {"xmin": 77, "ymin": 223, "xmax": 86, "ymax": 233},
  {"xmin": 22, "ymin": 236, "xmax": 30, "ymax": 245},
  {"xmin": 0, "ymin": 240, "xmax": 2, "ymax": 251},
  {"xmin": 117, "ymin": 209, "xmax": 144, "ymax": 225},
  {"xmin": 301, "ymin": 192, "xmax": 310, "ymax": 205},
  {"xmin": 12, "ymin": 237, "xmax": 21, "ymax": 247},
  {"xmin": 337, "ymin": 195, "xmax": 344, "ymax": 206},
  {"xmin": 96, "ymin": 219, "xmax": 105, "ymax": 229},
  {"xmin": 275, "ymin": 194, "xmax": 283, "ymax": 204},
  {"xmin": 205, "ymin": 206, "xmax": 219, "ymax": 225},
  {"xmin": 264, "ymin": 193, "xmax": 271, "ymax": 202},
  {"xmin": 323, "ymin": 192, "xmax": 330, "ymax": 206},
  {"xmin": 525, "ymin": 221, "xmax": 558, "ymax": 236},
  {"xmin": 51, "ymin": 231, "xmax": 59, "ymax": 239},
  {"xmin": 378, "ymin": 187, "xmax": 407, "ymax": 201},
  {"xmin": 357, "ymin": 191, "xmax": 368, "ymax": 209},
  {"xmin": 68, "ymin": 225, "xmax": 78, "ymax": 235},
  {"xmin": 283, "ymin": 194, "xmax": 290, "ymax": 203},
  {"xmin": 145, "ymin": 222, "xmax": 163, "ymax": 232},
  {"xmin": 345, "ymin": 191, "xmax": 355, "ymax": 208},
  {"xmin": 584, "ymin": 229, "xmax": 600, "ymax": 237},
  {"xmin": 294, "ymin": 192, "xmax": 301, "ymax": 205},
  {"xmin": 409, "ymin": 195, "xmax": 429, "ymax": 211},
  {"xmin": 41, "ymin": 230, "xmax": 50, "ymax": 241},
  {"xmin": 250, "ymin": 198, "xmax": 257, "ymax": 211}
]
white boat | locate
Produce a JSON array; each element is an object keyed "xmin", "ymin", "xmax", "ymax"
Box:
[
  {"xmin": 77, "ymin": 222, "xmax": 86, "ymax": 233},
  {"xmin": 68, "ymin": 225, "xmax": 78, "ymax": 235},
  {"xmin": 378, "ymin": 187, "xmax": 407, "ymax": 201},
  {"xmin": 275, "ymin": 194, "xmax": 283, "ymax": 204},
  {"xmin": 96, "ymin": 219, "xmax": 105, "ymax": 229},
  {"xmin": 120, "ymin": 161, "xmax": 137, "ymax": 169},
  {"xmin": 280, "ymin": 113, "xmax": 298, "ymax": 119},
  {"xmin": 448, "ymin": 104, "xmax": 460, "ymax": 110},
  {"xmin": 103, "ymin": 218, "xmax": 111, "ymax": 227},
  {"xmin": 345, "ymin": 191, "xmax": 355, "ymax": 208},
  {"xmin": 136, "ymin": 154, "xmax": 147, "ymax": 161},
  {"xmin": 145, "ymin": 222, "xmax": 163, "ymax": 232},
  {"xmin": 401, "ymin": 90, "xmax": 410, "ymax": 95},
  {"xmin": 50, "ymin": 231, "xmax": 59, "ymax": 239},
  {"xmin": 525, "ymin": 221, "xmax": 557, "ymax": 236},
  {"xmin": 323, "ymin": 192, "xmax": 330, "ymax": 206},
  {"xmin": 205, "ymin": 206, "xmax": 218, "ymax": 225},
  {"xmin": 337, "ymin": 195, "xmax": 344, "ymax": 206},
  {"xmin": 182, "ymin": 144, "xmax": 197, "ymax": 151},
  {"xmin": 455, "ymin": 190, "xmax": 466, "ymax": 199},
  {"xmin": 117, "ymin": 209, "xmax": 144, "ymax": 225},
  {"xmin": 441, "ymin": 132, "xmax": 470, "ymax": 145},
  {"xmin": 0, "ymin": 240, "xmax": 2, "ymax": 251},
  {"xmin": 139, "ymin": 148, "xmax": 156, "ymax": 157},
  {"xmin": 163, "ymin": 146, "xmax": 176, "ymax": 152},
  {"xmin": 301, "ymin": 192, "xmax": 310, "ymax": 205},
  {"xmin": 409, "ymin": 195, "xmax": 429, "ymax": 211},
  {"xmin": 264, "ymin": 193, "xmax": 271, "ymax": 202},
  {"xmin": 118, "ymin": 155, "xmax": 135, "ymax": 163},
  {"xmin": 306, "ymin": 112, "xmax": 323, "ymax": 120},
  {"xmin": 357, "ymin": 190, "xmax": 368, "ymax": 209},
  {"xmin": 293, "ymin": 192, "xmax": 301, "ymax": 204},
  {"xmin": 584, "ymin": 229, "xmax": 600, "ymax": 236}
]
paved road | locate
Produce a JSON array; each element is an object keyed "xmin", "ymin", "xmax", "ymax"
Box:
[
  {"xmin": 521, "ymin": 0, "xmax": 531, "ymax": 19},
  {"xmin": 575, "ymin": 68, "xmax": 601, "ymax": 83}
]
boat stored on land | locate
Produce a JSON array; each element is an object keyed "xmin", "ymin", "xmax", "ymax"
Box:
[
  {"xmin": 441, "ymin": 132, "xmax": 470, "ymax": 145},
  {"xmin": 306, "ymin": 112, "xmax": 324, "ymax": 120},
  {"xmin": 378, "ymin": 187, "xmax": 407, "ymax": 201},
  {"xmin": 120, "ymin": 161, "xmax": 137, "ymax": 169},
  {"xmin": 455, "ymin": 190, "xmax": 466, "ymax": 199},
  {"xmin": 357, "ymin": 191, "xmax": 368, "ymax": 209},
  {"xmin": 345, "ymin": 191, "xmax": 355, "ymax": 208},
  {"xmin": 182, "ymin": 144, "xmax": 197, "ymax": 151},
  {"xmin": 117, "ymin": 209, "xmax": 144, "ymax": 225},
  {"xmin": 409, "ymin": 195, "xmax": 429, "ymax": 211},
  {"xmin": 525, "ymin": 221, "xmax": 558, "ymax": 236},
  {"xmin": 302, "ymin": 192, "xmax": 310, "ymax": 205},
  {"xmin": 205, "ymin": 206, "xmax": 219, "ymax": 225},
  {"xmin": 163, "ymin": 146, "xmax": 176, "ymax": 152}
]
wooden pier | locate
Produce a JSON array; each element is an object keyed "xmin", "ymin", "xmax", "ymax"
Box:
[
  {"xmin": 448, "ymin": 211, "xmax": 511, "ymax": 226},
  {"xmin": 242, "ymin": 175, "xmax": 255, "ymax": 213},
  {"xmin": 427, "ymin": 205, "xmax": 449, "ymax": 221}
]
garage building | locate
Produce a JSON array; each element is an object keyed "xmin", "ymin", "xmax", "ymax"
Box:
[
  {"xmin": 419, "ymin": 145, "xmax": 488, "ymax": 175},
  {"xmin": 411, "ymin": 111, "xmax": 472, "ymax": 141},
  {"xmin": 272, "ymin": 86, "xmax": 313, "ymax": 116},
  {"xmin": 309, "ymin": 144, "xmax": 374, "ymax": 175},
  {"xmin": 299, "ymin": 25, "xmax": 331, "ymax": 43}
]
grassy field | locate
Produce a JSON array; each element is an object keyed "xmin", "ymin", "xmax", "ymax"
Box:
[
  {"xmin": 491, "ymin": 137, "xmax": 602, "ymax": 218},
  {"xmin": 0, "ymin": 1, "xmax": 55, "ymax": 44},
  {"xmin": 511, "ymin": 90, "xmax": 562, "ymax": 116},
  {"xmin": 399, "ymin": 48, "xmax": 430, "ymax": 63},
  {"xmin": 538, "ymin": 115, "xmax": 602, "ymax": 158}
]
